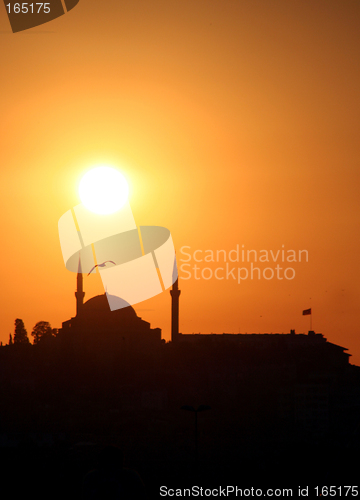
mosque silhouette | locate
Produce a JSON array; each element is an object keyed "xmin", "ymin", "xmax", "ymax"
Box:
[
  {"xmin": 59, "ymin": 261, "xmax": 161, "ymax": 350},
  {"xmin": 58, "ymin": 259, "xmax": 351, "ymax": 372},
  {"xmin": 1, "ymin": 260, "xmax": 360, "ymax": 499}
]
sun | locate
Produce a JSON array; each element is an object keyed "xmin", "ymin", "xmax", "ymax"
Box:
[{"xmin": 79, "ymin": 166, "xmax": 129, "ymax": 214}]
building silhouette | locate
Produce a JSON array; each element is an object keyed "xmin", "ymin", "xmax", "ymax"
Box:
[
  {"xmin": 0, "ymin": 265, "xmax": 359, "ymax": 498},
  {"xmin": 170, "ymin": 275, "xmax": 350, "ymax": 364},
  {"xmin": 59, "ymin": 266, "xmax": 161, "ymax": 350}
]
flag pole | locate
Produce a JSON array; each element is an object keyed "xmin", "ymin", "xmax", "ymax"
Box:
[{"xmin": 302, "ymin": 308, "xmax": 312, "ymax": 331}]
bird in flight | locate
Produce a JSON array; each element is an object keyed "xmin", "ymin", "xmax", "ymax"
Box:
[{"xmin": 87, "ymin": 261, "xmax": 116, "ymax": 276}]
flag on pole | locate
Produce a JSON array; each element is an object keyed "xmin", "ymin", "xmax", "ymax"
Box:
[{"xmin": 302, "ymin": 308, "xmax": 311, "ymax": 315}]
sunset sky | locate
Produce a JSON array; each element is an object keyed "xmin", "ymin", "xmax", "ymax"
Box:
[{"xmin": 1, "ymin": 1, "xmax": 360, "ymax": 362}]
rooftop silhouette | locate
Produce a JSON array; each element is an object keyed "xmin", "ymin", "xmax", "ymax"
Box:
[{"xmin": 0, "ymin": 269, "xmax": 359, "ymax": 499}]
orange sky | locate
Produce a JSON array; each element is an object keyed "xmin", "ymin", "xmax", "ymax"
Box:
[{"xmin": 1, "ymin": 0, "xmax": 360, "ymax": 362}]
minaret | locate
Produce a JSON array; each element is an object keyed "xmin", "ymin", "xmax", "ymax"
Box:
[
  {"xmin": 170, "ymin": 277, "xmax": 181, "ymax": 343},
  {"xmin": 75, "ymin": 256, "xmax": 85, "ymax": 316}
]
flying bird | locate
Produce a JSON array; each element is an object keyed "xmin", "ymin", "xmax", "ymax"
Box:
[{"xmin": 87, "ymin": 261, "xmax": 116, "ymax": 276}]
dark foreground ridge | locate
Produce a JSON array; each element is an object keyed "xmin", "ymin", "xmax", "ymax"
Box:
[
  {"xmin": 1, "ymin": 275, "xmax": 359, "ymax": 498},
  {"xmin": 1, "ymin": 325, "xmax": 360, "ymax": 498}
]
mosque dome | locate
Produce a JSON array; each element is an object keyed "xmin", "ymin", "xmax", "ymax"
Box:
[
  {"xmin": 79, "ymin": 293, "xmax": 140, "ymax": 332},
  {"xmin": 82, "ymin": 293, "xmax": 137, "ymax": 317}
]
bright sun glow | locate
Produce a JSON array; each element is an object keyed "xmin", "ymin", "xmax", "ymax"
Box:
[{"xmin": 79, "ymin": 166, "xmax": 129, "ymax": 214}]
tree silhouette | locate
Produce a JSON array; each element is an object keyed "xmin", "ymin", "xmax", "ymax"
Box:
[
  {"xmin": 8, "ymin": 333, "xmax": 13, "ymax": 345},
  {"xmin": 31, "ymin": 321, "xmax": 57, "ymax": 345},
  {"xmin": 14, "ymin": 319, "xmax": 29, "ymax": 344}
]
